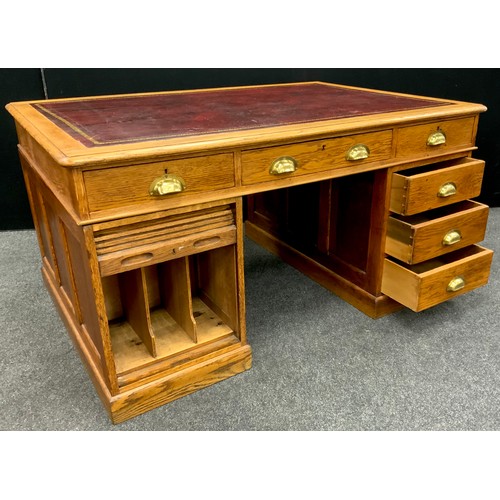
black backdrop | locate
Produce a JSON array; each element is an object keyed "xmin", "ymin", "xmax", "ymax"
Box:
[{"xmin": 1, "ymin": 68, "xmax": 499, "ymax": 230}]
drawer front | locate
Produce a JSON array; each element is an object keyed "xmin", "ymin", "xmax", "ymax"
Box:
[
  {"xmin": 396, "ymin": 117, "xmax": 476, "ymax": 158},
  {"xmin": 386, "ymin": 200, "xmax": 489, "ymax": 264},
  {"xmin": 390, "ymin": 158, "xmax": 485, "ymax": 215},
  {"xmin": 94, "ymin": 204, "xmax": 237, "ymax": 276},
  {"xmin": 241, "ymin": 130, "xmax": 393, "ymax": 185},
  {"xmin": 382, "ymin": 245, "xmax": 493, "ymax": 312},
  {"xmin": 83, "ymin": 153, "xmax": 235, "ymax": 213}
]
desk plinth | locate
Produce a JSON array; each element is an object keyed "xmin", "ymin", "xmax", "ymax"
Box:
[{"xmin": 6, "ymin": 82, "xmax": 492, "ymax": 422}]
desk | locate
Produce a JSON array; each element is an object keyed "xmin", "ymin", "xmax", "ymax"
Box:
[{"xmin": 7, "ymin": 82, "xmax": 493, "ymax": 423}]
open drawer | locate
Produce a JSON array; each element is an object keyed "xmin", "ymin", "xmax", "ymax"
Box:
[
  {"xmin": 381, "ymin": 245, "xmax": 493, "ymax": 312},
  {"xmin": 390, "ymin": 157, "xmax": 485, "ymax": 215},
  {"xmin": 386, "ymin": 200, "xmax": 489, "ymax": 264}
]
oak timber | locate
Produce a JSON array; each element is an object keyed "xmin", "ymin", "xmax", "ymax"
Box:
[{"xmin": 6, "ymin": 81, "xmax": 492, "ymax": 423}]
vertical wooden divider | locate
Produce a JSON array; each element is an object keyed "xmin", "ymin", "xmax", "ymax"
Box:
[
  {"xmin": 197, "ymin": 246, "xmax": 238, "ymax": 332},
  {"xmin": 119, "ymin": 269, "xmax": 157, "ymax": 357},
  {"xmin": 159, "ymin": 257, "xmax": 197, "ymax": 343}
]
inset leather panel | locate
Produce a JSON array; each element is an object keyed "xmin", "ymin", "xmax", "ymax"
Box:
[{"xmin": 32, "ymin": 83, "xmax": 449, "ymax": 147}]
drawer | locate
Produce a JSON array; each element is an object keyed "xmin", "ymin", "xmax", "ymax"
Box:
[
  {"xmin": 240, "ymin": 130, "xmax": 393, "ymax": 185},
  {"xmin": 83, "ymin": 153, "xmax": 235, "ymax": 213},
  {"xmin": 396, "ymin": 117, "xmax": 476, "ymax": 158},
  {"xmin": 94, "ymin": 204, "xmax": 237, "ymax": 276},
  {"xmin": 386, "ymin": 200, "xmax": 489, "ymax": 264},
  {"xmin": 381, "ymin": 245, "xmax": 493, "ymax": 312},
  {"xmin": 390, "ymin": 157, "xmax": 485, "ymax": 215}
]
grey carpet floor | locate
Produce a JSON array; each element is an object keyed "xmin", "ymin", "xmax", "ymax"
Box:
[{"xmin": 1, "ymin": 208, "xmax": 499, "ymax": 431}]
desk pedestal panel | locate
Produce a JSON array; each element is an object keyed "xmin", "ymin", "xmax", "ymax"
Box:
[
  {"xmin": 246, "ymin": 172, "xmax": 403, "ymax": 318},
  {"xmin": 22, "ymin": 160, "xmax": 251, "ymax": 422}
]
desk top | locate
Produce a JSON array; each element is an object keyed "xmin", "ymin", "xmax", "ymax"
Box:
[
  {"xmin": 30, "ymin": 83, "xmax": 446, "ymax": 147},
  {"xmin": 6, "ymin": 81, "xmax": 486, "ymax": 167}
]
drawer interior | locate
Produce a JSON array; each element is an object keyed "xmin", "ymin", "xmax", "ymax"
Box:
[
  {"xmin": 386, "ymin": 200, "xmax": 489, "ymax": 264},
  {"xmin": 390, "ymin": 157, "xmax": 485, "ymax": 215},
  {"xmin": 394, "ymin": 157, "xmax": 479, "ymax": 178},
  {"xmin": 389, "ymin": 200, "xmax": 484, "ymax": 226},
  {"xmin": 387, "ymin": 245, "xmax": 489, "ymax": 274},
  {"xmin": 382, "ymin": 245, "xmax": 493, "ymax": 312}
]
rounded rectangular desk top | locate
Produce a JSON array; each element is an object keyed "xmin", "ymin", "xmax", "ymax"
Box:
[{"xmin": 6, "ymin": 81, "xmax": 486, "ymax": 167}]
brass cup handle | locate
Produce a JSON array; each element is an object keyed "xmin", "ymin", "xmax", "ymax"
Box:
[
  {"xmin": 442, "ymin": 229, "xmax": 462, "ymax": 246},
  {"xmin": 149, "ymin": 174, "xmax": 186, "ymax": 196},
  {"xmin": 346, "ymin": 144, "xmax": 370, "ymax": 161},
  {"xmin": 447, "ymin": 276, "xmax": 465, "ymax": 293},
  {"xmin": 269, "ymin": 156, "xmax": 298, "ymax": 175},
  {"xmin": 427, "ymin": 130, "xmax": 447, "ymax": 146},
  {"xmin": 437, "ymin": 182, "xmax": 457, "ymax": 198}
]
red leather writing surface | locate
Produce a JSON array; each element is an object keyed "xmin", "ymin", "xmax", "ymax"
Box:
[{"xmin": 32, "ymin": 83, "xmax": 449, "ymax": 148}]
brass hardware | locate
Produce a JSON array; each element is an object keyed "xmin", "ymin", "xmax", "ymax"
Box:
[
  {"xmin": 442, "ymin": 229, "xmax": 462, "ymax": 246},
  {"xmin": 346, "ymin": 144, "xmax": 370, "ymax": 161},
  {"xmin": 437, "ymin": 182, "xmax": 457, "ymax": 198},
  {"xmin": 149, "ymin": 174, "xmax": 186, "ymax": 196},
  {"xmin": 447, "ymin": 276, "xmax": 465, "ymax": 293},
  {"xmin": 269, "ymin": 156, "xmax": 298, "ymax": 175},
  {"xmin": 427, "ymin": 130, "xmax": 446, "ymax": 146}
]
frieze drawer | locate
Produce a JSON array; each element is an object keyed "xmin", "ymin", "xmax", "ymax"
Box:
[
  {"xmin": 241, "ymin": 130, "xmax": 393, "ymax": 185},
  {"xmin": 83, "ymin": 153, "xmax": 235, "ymax": 213},
  {"xmin": 396, "ymin": 117, "xmax": 476, "ymax": 158}
]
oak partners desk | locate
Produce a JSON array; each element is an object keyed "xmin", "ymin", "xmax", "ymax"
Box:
[{"xmin": 7, "ymin": 82, "xmax": 494, "ymax": 423}]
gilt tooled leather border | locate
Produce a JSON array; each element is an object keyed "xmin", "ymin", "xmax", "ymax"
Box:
[{"xmin": 32, "ymin": 83, "xmax": 451, "ymax": 148}]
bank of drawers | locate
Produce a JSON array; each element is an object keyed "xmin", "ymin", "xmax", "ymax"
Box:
[{"xmin": 382, "ymin": 157, "xmax": 493, "ymax": 311}]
